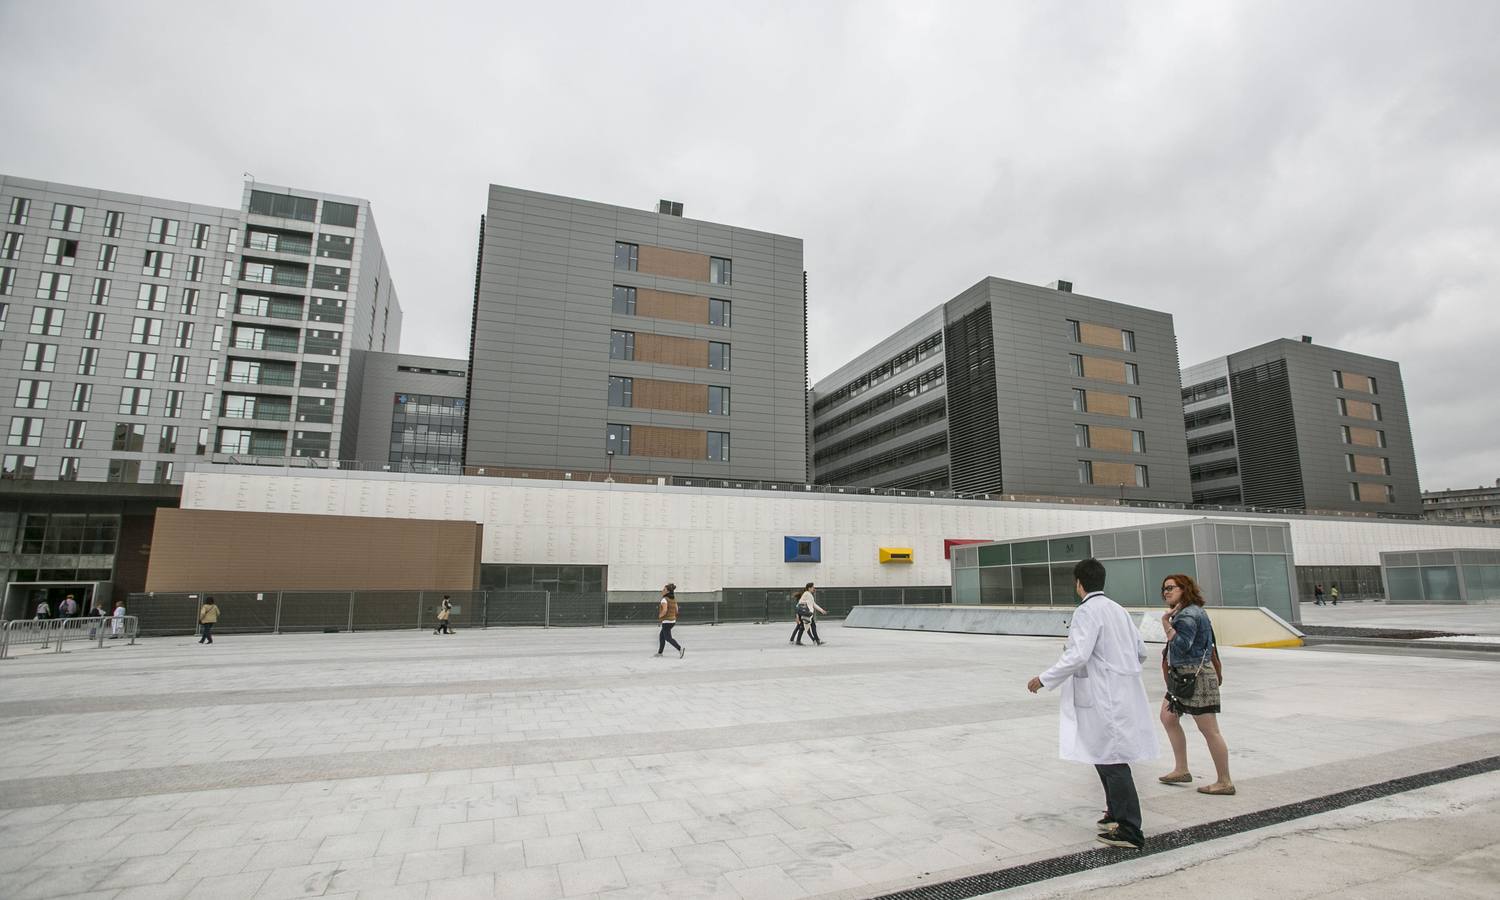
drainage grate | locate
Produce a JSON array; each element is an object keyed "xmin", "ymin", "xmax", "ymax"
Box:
[{"xmin": 871, "ymin": 755, "xmax": 1500, "ymax": 899}]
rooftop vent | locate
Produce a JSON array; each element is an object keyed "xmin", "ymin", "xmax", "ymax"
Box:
[
  {"xmin": 656, "ymin": 200, "xmax": 684, "ymax": 216},
  {"xmin": 1048, "ymin": 280, "xmax": 1073, "ymax": 293},
  {"xmin": 1300, "ymin": 335, "xmax": 1313, "ymax": 343}
]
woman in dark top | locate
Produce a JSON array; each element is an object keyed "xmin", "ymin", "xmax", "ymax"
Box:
[{"xmin": 1157, "ymin": 574, "xmax": 1235, "ymax": 796}]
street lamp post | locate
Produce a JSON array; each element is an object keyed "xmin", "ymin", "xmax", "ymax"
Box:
[{"xmin": 605, "ymin": 443, "xmax": 615, "ymax": 483}]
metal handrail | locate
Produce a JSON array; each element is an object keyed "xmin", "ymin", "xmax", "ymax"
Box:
[{"xmin": 0, "ymin": 616, "xmax": 139, "ymax": 659}]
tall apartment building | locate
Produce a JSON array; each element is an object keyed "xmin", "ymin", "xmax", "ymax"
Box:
[
  {"xmin": 464, "ymin": 187, "xmax": 806, "ymax": 480},
  {"xmin": 1180, "ymin": 338, "xmax": 1421, "ymax": 515},
  {"xmin": 347, "ymin": 351, "xmax": 467, "ymax": 474},
  {"xmin": 0, "ymin": 175, "xmax": 401, "ymax": 484},
  {"xmin": 809, "ymin": 277, "xmax": 1192, "ymax": 502}
]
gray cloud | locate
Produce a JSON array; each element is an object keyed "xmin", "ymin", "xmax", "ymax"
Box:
[{"xmin": 2, "ymin": 0, "xmax": 1495, "ymax": 490}]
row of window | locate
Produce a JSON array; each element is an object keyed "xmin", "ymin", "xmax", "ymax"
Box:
[
  {"xmin": 811, "ymin": 398, "xmax": 946, "ymax": 467},
  {"xmin": 613, "ymin": 242, "xmax": 733, "ymax": 285},
  {"xmin": 6, "ymin": 198, "xmax": 218, "ymax": 248},
  {"xmin": 811, "ymin": 366, "xmax": 947, "ymax": 440},
  {"xmin": 1351, "ymin": 483, "xmax": 1397, "ymax": 503},
  {"xmin": 1078, "ymin": 460, "xmax": 1150, "ymax": 487},
  {"xmin": 1067, "ymin": 319, "xmax": 1136, "ymax": 351},
  {"xmin": 1336, "ymin": 397, "xmax": 1382, "ymax": 420},
  {"xmin": 1073, "ymin": 424, "xmax": 1147, "ymax": 452},
  {"xmin": 611, "ymin": 285, "xmax": 732, "ymax": 326},
  {"xmin": 1333, "ymin": 370, "xmax": 1378, "ymax": 394},
  {"xmin": 8, "ymin": 385, "xmax": 216, "ymax": 428},
  {"xmin": 1345, "ymin": 453, "xmax": 1392, "ymax": 475},
  {"xmin": 1340, "ymin": 425, "xmax": 1387, "ymax": 447},
  {"xmin": 606, "ymin": 377, "xmax": 730, "ymax": 415},
  {"xmin": 2, "ymin": 453, "xmax": 178, "ymax": 484},
  {"xmin": 604, "ymin": 424, "xmax": 730, "ymax": 462},
  {"xmin": 1181, "ymin": 377, "xmax": 1228, "ymax": 404},
  {"xmin": 1072, "ymin": 389, "xmax": 1144, "ymax": 417},
  {"xmin": 10, "ymin": 265, "xmax": 248, "ymax": 302},
  {"xmin": 817, "ymin": 433, "xmax": 947, "ymax": 486},
  {"xmin": 813, "ymin": 332, "xmax": 943, "ymax": 414},
  {"xmin": 609, "ymin": 330, "xmax": 731, "ymax": 370},
  {"xmin": 1069, "ymin": 354, "xmax": 1140, "ymax": 384}
]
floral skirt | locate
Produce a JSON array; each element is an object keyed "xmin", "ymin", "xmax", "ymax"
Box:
[{"xmin": 1165, "ymin": 664, "xmax": 1221, "ymax": 716}]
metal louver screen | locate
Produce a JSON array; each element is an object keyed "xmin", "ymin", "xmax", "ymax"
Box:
[
  {"xmin": 1229, "ymin": 359, "xmax": 1305, "ymax": 508},
  {"xmin": 944, "ymin": 305, "xmax": 1002, "ymax": 493}
]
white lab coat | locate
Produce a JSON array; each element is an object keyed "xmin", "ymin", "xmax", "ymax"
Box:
[
  {"xmin": 1038, "ymin": 592, "xmax": 1158, "ymax": 765},
  {"xmin": 111, "ymin": 606, "xmax": 125, "ymax": 636}
]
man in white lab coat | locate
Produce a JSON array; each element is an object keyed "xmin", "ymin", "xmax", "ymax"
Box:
[{"xmin": 1028, "ymin": 558, "xmax": 1157, "ymax": 849}]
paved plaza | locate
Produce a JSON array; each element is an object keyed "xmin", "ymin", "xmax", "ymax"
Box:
[{"xmin": 0, "ymin": 618, "xmax": 1497, "ymax": 899}]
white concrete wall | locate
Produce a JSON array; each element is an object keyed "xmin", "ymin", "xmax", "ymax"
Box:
[{"xmin": 182, "ymin": 469, "xmax": 1500, "ymax": 592}]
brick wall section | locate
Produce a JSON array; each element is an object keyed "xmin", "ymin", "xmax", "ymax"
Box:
[
  {"xmin": 1092, "ymin": 461, "xmax": 1137, "ymax": 486},
  {"xmin": 632, "ymin": 425, "xmax": 707, "ymax": 460},
  {"xmin": 636, "ymin": 334, "xmax": 708, "ymax": 367},
  {"xmin": 637, "ymin": 246, "xmax": 710, "ymax": 281},
  {"xmin": 1348, "ymin": 426, "xmax": 1384, "ymax": 447},
  {"xmin": 1082, "ymin": 356, "xmax": 1127, "ymax": 383},
  {"xmin": 634, "ymin": 379, "xmax": 708, "ymax": 414},
  {"xmin": 1086, "ymin": 390, "xmax": 1132, "ymax": 417},
  {"xmin": 1090, "ymin": 425, "xmax": 1136, "ymax": 452},
  {"xmin": 637, "ymin": 289, "xmax": 709, "ymax": 324},
  {"xmin": 146, "ymin": 509, "xmax": 482, "ymax": 591},
  {"xmin": 1079, "ymin": 322, "xmax": 1124, "ymax": 350}
]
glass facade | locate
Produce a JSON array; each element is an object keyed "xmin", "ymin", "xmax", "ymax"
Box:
[
  {"xmin": 951, "ymin": 518, "xmax": 1298, "ymax": 621},
  {"xmin": 1380, "ymin": 549, "xmax": 1500, "ymax": 604},
  {"xmin": 390, "ymin": 393, "xmax": 464, "ymax": 475}
]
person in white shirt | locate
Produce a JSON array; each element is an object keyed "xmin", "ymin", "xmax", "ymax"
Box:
[
  {"xmin": 789, "ymin": 583, "xmax": 827, "ymax": 646},
  {"xmin": 110, "ymin": 601, "xmax": 126, "ymax": 638},
  {"xmin": 1028, "ymin": 558, "xmax": 1157, "ymax": 850}
]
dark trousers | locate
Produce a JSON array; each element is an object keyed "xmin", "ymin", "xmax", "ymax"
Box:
[
  {"xmin": 658, "ymin": 622, "xmax": 681, "ymax": 654},
  {"xmin": 790, "ymin": 618, "xmax": 806, "ymax": 643},
  {"xmin": 435, "ymin": 619, "xmax": 452, "ymax": 634},
  {"xmin": 807, "ymin": 616, "xmax": 821, "ymax": 643},
  {"xmin": 199, "ymin": 623, "xmax": 214, "ymax": 644},
  {"xmin": 1095, "ymin": 764, "xmax": 1143, "ymax": 843}
]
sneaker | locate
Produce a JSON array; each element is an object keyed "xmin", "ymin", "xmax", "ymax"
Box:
[
  {"xmin": 1096, "ymin": 832, "xmax": 1143, "ymax": 850},
  {"xmin": 679, "ymin": 647, "xmax": 686, "ymax": 659},
  {"xmin": 1096, "ymin": 816, "xmax": 1117, "ymax": 834}
]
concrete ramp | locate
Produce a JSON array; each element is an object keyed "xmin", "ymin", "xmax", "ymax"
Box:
[{"xmin": 844, "ymin": 604, "xmax": 1303, "ymax": 648}]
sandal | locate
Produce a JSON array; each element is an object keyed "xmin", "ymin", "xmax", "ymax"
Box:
[
  {"xmin": 1158, "ymin": 772, "xmax": 1192, "ymax": 784},
  {"xmin": 1197, "ymin": 783, "xmax": 1236, "ymax": 795}
]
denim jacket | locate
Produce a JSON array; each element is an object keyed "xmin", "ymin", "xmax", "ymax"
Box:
[{"xmin": 1167, "ymin": 604, "xmax": 1215, "ymax": 667}]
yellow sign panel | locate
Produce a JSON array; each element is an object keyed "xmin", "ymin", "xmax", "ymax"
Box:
[{"xmin": 879, "ymin": 547, "xmax": 914, "ymax": 564}]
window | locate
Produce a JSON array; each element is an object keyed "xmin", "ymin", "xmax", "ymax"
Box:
[
  {"xmin": 191, "ymin": 223, "xmax": 211, "ymax": 249},
  {"xmin": 1128, "ymin": 396, "xmax": 1143, "ymax": 418},
  {"xmin": 30, "ymin": 307, "xmax": 64, "ymax": 336},
  {"xmin": 1067, "ymin": 319, "xmax": 1080, "ymax": 342},
  {"xmin": 2, "ymin": 232, "xmax": 22, "ymax": 259},
  {"xmin": 64, "ymin": 419, "xmax": 86, "ymax": 449},
  {"xmin": 1385, "ymin": 484, "xmax": 1395, "ymax": 503},
  {"xmin": 186, "ymin": 255, "xmax": 205, "ymax": 282},
  {"xmin": 23, "ymin": 342, "xmax": 57, "ymax": 372},
  {"xmin": 142, "ymin": 250, "xmax": 173, "ymax": 277},
  {"xmin": 174, "ymin": 322, "xmax": 194, "ymax": 348},
  {"xmin": 154, "ymin": 461, "xmax": 175, "ymax": 484},
  {"xmin": 124, "ymin": 351, "xmax": 157, "ymax": 380},
  {"xmin": 202, "ymin": 394, "xmax": 215, "ymax": 419},
  {"xmin": 707, "ymin": 431, "xmax": 731, "ymax": 461},
  {"xmin": 97, "ymin": 243, "xmax": 117, "ymax": 271},
  {"xmin": 45, "ymin": 237, "xmax": 79, "ymax": 266},
  {"xmin": 609, "ymin": 330, "xmax": 635, "ymax": 360},
  {"xmin": 207, "ymin": 357, "xmax": 220, "ymax": 382},
  {"xmin": 1078, "ymin": 460, "xmax": 1093, "ymax": 484},
  {"xmin": 1369, "ymin": 377, "xmax": 1379, "ymax": 395},
  {"xmin": 90, "ymin": 277, "xmax": 110, "ymax": 305},
  {"xmin": 163, "ymin": 389, "xmax": 183, "ymax": 418},
  {"xmin": 1125, "ymin": 362, "xmax": 1139, "ymax": 385},
  {"xmin": 8, "ymin": 416, "xmax": 43, "ymax": 446},
  {"xmin": 58, "ymin": 457, "xmax": 80, "ymax": 481},
  {"xmin": 37, "ymin": 272, "xmax": 70, "ymax": 300},
  {"xmin": 249, "ymin": 190, "xmax": 317, "ymax": 221},
  {"xmin": 0, "ymin": 301, "xmax": 7, "ymax": 329},
  {"xmin": 169, "ymin": 355, "xmax": 189, "ymax": 382},
  {"xmin": 103, "ymin": 210, "xmax": 123, "ymax": 237},
  {"xmin": 7, "ymin": 197, "xmax": 29, "ymax": 226},
  {"xmin": 131, "ymin": 316, "xmax": 162, "ymax": 344},
  {"xmin": 216, "ymin": 292, "xmax": 229, "ymax": 316},
  {"xmin": 312, "ymin": 265, "xmax": 348, "ymax": 291},
  {"xmin": 709, "ymin": 298, "xmax": 731, "ymax": 327},
  {"xmin": 159, "ymin": 425, "xmax": 179, "ymax": 453},
  {"xmin": 1132, "ymin": 430, "xmax": 1147, "ymax": 453},
  {"xmin": 112, "ymin": 422, "xmax": 147, "ymax": 451},
  {"xmin": 196, "ymin": 427, "xmax": 210, "ymax": 455},
  {"xmin": 1134, "ymin": 464, "xmax": 1149, "ymax": 487},
  {"xmin": 180, "ymin": 288, "xmax": 199, "ymax": 315},
  {"xmin": 1337, "ymin": 397, "xmax": 1347, "ymax": 416},
  {"xmin": 318, "ymin": 234, "xmax": 353, "ymax": 259},
  {"xmin": 1371, "ymin": 403, "xmax": 1382, "ymax": 421},
  {"xmin": 3, "ymin": 455, "xmax": 37, "ymax": 479},
  {"xmin": 611, "ymin": 285, "xmax": 636, "ymax": 315},
  {"xmin": 321, "ymin": 201, "xmax": 358, "ymax": 227},
  {"xmin": 222, "ymin": 260, "xmax": 234, "ymax": 284},
  {"xmin": 608, "ymin": 376, "xmax": 633, "ymax": 407},
  {"xmin": 1074, "ymin": 424, "xmax": 1090, "ymax": 448},
  {"xmin": 1072, "ymin": 388, "xmax": 1087, "ymax": 412},
  {"xmin": 1349, "ymin": 483, "xmax": 1359, "ymax": 502},
  {"xmin": 83, "ymin": 312, "xmax": 105, "ymax": 340},
  {"xmin": 1122, "ymin": 330, "xmax": 1136, "ymax": 352},
  {"xmin": 1069, "ymin": 354, "xmax": 1083, "ymax": 376},
  {"xmin": 147, "ymin": 216, "xmax": 179, "ymax": 245},
  {"xmin": 107, "ymin": 460, "xmax": 141, "ymax": 483},
  {"xmin": 119, "ymin": 387, "xmax": 151, "ymax": 415},
  {"xmin": 613, "ymin": 242, "xmax": 638, "ymax": 271},
  {"xmin": 709, "ymin": 341, "xmax": 731, "ymax": 371},
  {"xmin": 709, "ymin": 257, "xmax": 732, "ymax": 285},
  {"xmin": 15, "ymin": 379, "xmax": 50, "ymax": 409},
  {"xmin": 51, "ymin": 203, "xmax": 85, "ymax": 232},
  {"xmin": 606, "ymin": 424, "xmax": 631, "ymax": 456},
  {"xmin": 77, "ymin": 347, "xmax": 98, "ymax": 376},
  {"xmin": 70, "ymin": 383, "xmax": 91, "ymax": 412},
  {"xmin": 708, "ymin": 385, "xmax": 731, "ymax": 416},
  {"xmin": 0, "ymin": 267, "xmax": 13, "ymax": 295}
]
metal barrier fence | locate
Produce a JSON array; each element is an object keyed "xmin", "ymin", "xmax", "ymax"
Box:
[
  {"xmin": 122, "ymin": 587, "xmax": 952, "ymax": 635},
  {"xmin": 0, "ymin": 616, "xmax": 139, "ymax": 659}
]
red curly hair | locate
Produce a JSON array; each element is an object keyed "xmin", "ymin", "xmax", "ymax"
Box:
[{"xmin": 1161, "ymin": 573, "xmax": 1205, "ymax": 606}]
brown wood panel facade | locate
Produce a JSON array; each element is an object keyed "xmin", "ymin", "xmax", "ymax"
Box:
[
  {"xmin": 1344, "ymin": 399, "xmax": 1379, "ymax": 421},
  {"xmin": 633, "ymin": 379, "xmax": 709, "ymax": 414},
  {"xmin": 1355, "ymin": 482, "xmax": 1391, "ymax": 503},
  {"xmin": 1086, "ymin": 390, "xmax": 1132, "ymax": 417},
  {"xmin": 636, "ymin": 334, "xmax": 708, "ymax": 368},
  {"xmin": 1351, "ymin": 454, "xmax": 1388, "ymax": 475},
  {"xmin": 637, "ymin": 289, "xmax": 709, "ymax": 325},
  {"xmin": 637, "ymin": 246, "xmax": 710, "ymax": 282},
  {"xmin": 1091, "ymin": 461, "xmax": 1137, "ymax": 486},
  {"xmin": 1348, "ymin": 426, "xmax": 1384, "ymax": 447},
  {"xmin": 632, "ymin": 425, "xmax": 707, "ymax": 460},
  {"xmin": 1338, "ymin": 370, "xmax": 1377, "ymax": 393},
  {"xmin": 1082, "ymin": 356, "xmax": 1128, "ymax": 383},
  {"xmin": 1090, "ymin": 425, "xmax": 1137, "ymax": 453},
  {"xmin": 146, "ymin": 509, "xmax": 482, "ymax": 592},
  {"xmin": 1079, "ymin": 322, "xmax": 1125, "ymax": 350}
]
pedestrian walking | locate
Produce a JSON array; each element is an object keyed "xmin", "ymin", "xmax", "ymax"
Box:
[
  {"xmin": 58, "ymin": 595, "xmax": 78, "ymax": 619},
  {"xmin": 33, "ymin": 599, "xmax": 51, "ymax": 621},
  {"xmin": 789, "ymin": 583, "xmax": 826, "ymax": 646},
  {"xmin": 1330, "ymin": 583, "xmax": 1341, "ymax": 605},
  {"xmin": 1027, "ymin": 558, "xmax": 1157, "ymax": 850},
  {"xmin": 110, "ymin": 601, "xmax": 126, "ymax": 638},
  {"xmin": 197, "ymin": 596, "xmax": 219, "ymax": 645},
  {"xmin": 433, "ymin": 595, "xmax": 454, "ymax": 635},
  {"xmin": 1156, "ymin": 575, "xmax": 1234, "ymax": 796},
  {"xmin": 88, "ymin": 602, "xmax": 107, "ymax": 639},
  {"xmin": 1313, "ymin": 583, "xmax": 1324, "ymax": 606},
  {"xmin": 656, "ymin": 583, "xmax": 684, "ymax": 658}
]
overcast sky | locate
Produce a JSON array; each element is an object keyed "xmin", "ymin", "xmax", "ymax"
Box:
[{"xmin": 3, "ymin": 1, "xmax": 1496, "ymax": 491}]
